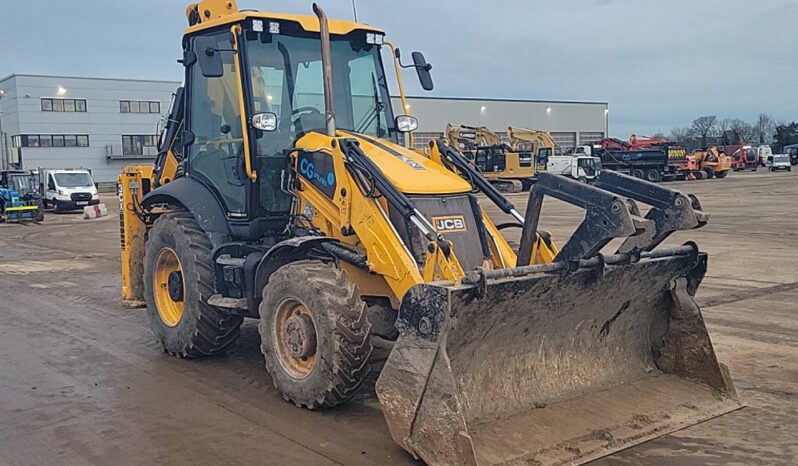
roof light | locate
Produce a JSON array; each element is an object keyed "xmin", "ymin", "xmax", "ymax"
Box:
[
  {"xmin": 480, "ymin": 106, "xmax": 487, "ymax": 113},
  {"xmin": 57, "ymin": 86, "xmax": 67, "ymax": 96},
  {"xmin": 546, "ymin": 107, "xmax": 552, "ymax": 114},
  {"xmin": 366, "ymin": 33, "xmax": 384, "ymax": 45},
  {"xmin": 252, "ymin": 19, "xmax": 264, "ymax": 32},
  {"xmin": 269, "ymin": 21, "xmax": 280, "ymax": 34}
]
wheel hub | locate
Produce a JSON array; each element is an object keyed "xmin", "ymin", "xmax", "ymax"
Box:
[
  {"xmin": 283, "ymin": 314, "xmax": 316, "ymax": 359},
  {"xmin": 167, "ymin": 271, "xmax": 184, "ymax": 302}
]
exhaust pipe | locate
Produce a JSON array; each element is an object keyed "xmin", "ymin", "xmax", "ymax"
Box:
[{"xmin": 313, "ymin": 3, "xmax": 336, "ymax": 137}]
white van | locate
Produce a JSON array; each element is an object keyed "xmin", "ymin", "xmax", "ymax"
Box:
[
  {"xmin": 546, "ymin": 155, "xmax": 601, "ymax": 182},
  {"xmin": 765, "ymin": 154, "xmax": 792, "ymax": 172},
  {"xmin": 41, "ymin": 169, "xmax": 99, "ymax": 213}
]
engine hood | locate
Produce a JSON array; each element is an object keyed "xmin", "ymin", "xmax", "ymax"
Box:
[{"xmin": 296, "ymin": 131, "xmax": 472, "ymax": 195}]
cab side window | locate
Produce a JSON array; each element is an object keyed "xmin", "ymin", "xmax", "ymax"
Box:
[
  {"xmin": 188, "ymin": 32, "xmax": 247, "ymax": 215},
  {"xmin": 47, "ymin": 175, "xmax": 56, "ymax": 191}
]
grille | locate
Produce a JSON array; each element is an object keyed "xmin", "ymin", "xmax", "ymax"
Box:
[{"xmin": 70, "ymin": 192, "xmax": 92, "ymax": 201}]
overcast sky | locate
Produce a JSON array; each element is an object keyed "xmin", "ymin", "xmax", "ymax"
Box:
[{"xmin": 1, "ymin": 0, "xmax": 795, "ymax": 137}]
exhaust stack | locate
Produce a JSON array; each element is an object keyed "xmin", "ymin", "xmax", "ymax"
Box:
[{"xmin": 313, "ymin": 3, "xmax": 336, "ymax": 137}]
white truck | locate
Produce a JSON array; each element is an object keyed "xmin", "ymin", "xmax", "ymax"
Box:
[
  {"xmin": 545, "ymin": 155, "xmax": 601, "ymax": 182},
  {"xmin": 756, "ymin": 145, "xmax": 773, "ymax": 167},
  {"xmin": 41, "ymin": 169, "xmax": 99, "ymax": 213}
]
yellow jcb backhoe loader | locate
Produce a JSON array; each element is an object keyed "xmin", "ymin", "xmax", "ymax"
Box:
[
  {"xmin": 507, "ymin": 126, "xmax": 559, "ymax": 174},
  {"xmin": 445, "ymin": 123, "xmax": 534, "ymax": 192},
  {"xmin": 119, "ymin": 1, "xmax": 740, "ymax": 464}
]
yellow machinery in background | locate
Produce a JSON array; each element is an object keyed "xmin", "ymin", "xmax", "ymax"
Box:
[
  {"xmin": 691, "ymin": 146, "xmax": 732, "ymax": 179},
  {"xmin": 507, "ymin": 126, "xmax": 559, "ymax": 174},
  {"xmin": 444, "ymin": 123, "xmax": 535, "ymax": 192},
  {"xmin": 118, "ymin": 1, "xmax": 739, "ymax": 464}
]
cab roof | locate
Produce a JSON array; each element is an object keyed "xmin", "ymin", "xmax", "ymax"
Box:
[{"xmin": 184, "ymin": 7, "xmax": 384, "ymax": 37}]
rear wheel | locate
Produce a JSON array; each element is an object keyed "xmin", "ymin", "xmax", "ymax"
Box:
[
  {"xmin": 144, "ymin": 212, "xmax": 242, "ymax": 357},
  {"xmin": 715, "ymin": 170, "xmax": 729, "ymax": 179},
  {"xmin": 645, "ymin": 169, "xmax": 661, "ymax": 183},
  {"xmin": 630, "ymin": 169, "xmax": 645, "ymax": 179},
  {"xmin": 259, "ymin": 260, "xmax": 372, "ymax": 409},
  {"xmin": 704, "ymin": 167, "xmax": 715, "ymax": 179}
]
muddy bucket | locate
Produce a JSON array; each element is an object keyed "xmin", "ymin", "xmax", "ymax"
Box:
[{"xmin": 376, "ymin": 246, "xmax": 740, "ymax": 465}]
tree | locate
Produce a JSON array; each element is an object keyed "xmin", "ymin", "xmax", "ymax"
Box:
[
  {"xmin": 727, "ymin": 118, "xmax": 755, "ymax": 144},
  {"xmin": 772, "ymin": 121, "xmax": 798, "ymax": 152},
  {"xmin": 691, "ymin": 115, "xmax": 717, "ymax": 149},
  {"xmin": 717, "ymin": 119, "xmax": 732, "ymax": 145},
  {"xmin": 669, "ymin": 127, "xmax": 692, "ymax": 146},
  {"xmin": 754, "ymin": 113, "xmax": 774, "ymax": 144}
]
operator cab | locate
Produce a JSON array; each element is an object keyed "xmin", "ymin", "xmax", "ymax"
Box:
[{"xmin": 180, "ymin": 13, "xmax": 430, "ymax": 241}]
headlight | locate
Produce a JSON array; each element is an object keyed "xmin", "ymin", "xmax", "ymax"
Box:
[{"xmin": 58, "ymin": 189, "xmax": 68, "ymax": 196}]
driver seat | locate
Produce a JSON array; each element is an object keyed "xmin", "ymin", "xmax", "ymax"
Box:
[{"xmin": 295, "ymin": 113, "xmax": 327, "ymax": 137}]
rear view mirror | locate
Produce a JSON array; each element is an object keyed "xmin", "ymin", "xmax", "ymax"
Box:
[
  {"xmin": 251, "ymin": 112, "xmax": 278, "ymax": 131},
  {"xmin": 194, "ymin": 36, "xmax": 224, "ymax": 78},
  {"xmin": 412, "ymin": 52, "xmax": 434, "ymax": 91}
]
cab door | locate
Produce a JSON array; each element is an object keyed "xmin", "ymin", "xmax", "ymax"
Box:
[{"xmin": 185, "ymin": 30, "xmax": 250, "ymax": 219}]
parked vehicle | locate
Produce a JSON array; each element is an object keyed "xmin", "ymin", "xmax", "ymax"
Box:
[
  {"xmin": 545, "ymin": 155, "xmax": 601, "ymax": 182},
  {"xmin": 756, "ymin": 145, "xmax": 773, "ymax": 166},
  {"xmin": 765, "ymin": 154, "xmax": 792, "ymax": 171},
  {"xmin": 0, "ymin": 170, "xmax": 44, "ymax": 223},
  {"xmin": 572, "ymin": 139, "xmax": 687, "ymax": 183},
  {"xmin": 40, "ymin": 169, "xmax": 99, "ymax": 213},
  {"xmin": 731, "ymin": 145, "xmax": 758, "ymax": 171},
  {"xmin": 784, "ymin": 144, "xmax": 798, "ymax": 166}
]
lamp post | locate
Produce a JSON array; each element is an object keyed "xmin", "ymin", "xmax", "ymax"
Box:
[{"xmin": 0, "ymin": 89, "xmax": 5, "ymax": 170}]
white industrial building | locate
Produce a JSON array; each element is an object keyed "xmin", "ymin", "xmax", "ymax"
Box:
[{"xmin": 0, "ymin": 74, "xmax": 608, "ymax": 183}]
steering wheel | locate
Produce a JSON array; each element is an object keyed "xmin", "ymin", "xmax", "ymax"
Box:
[{"xmin": 291, "ymin": 106, "xmax": 322, "ymax": 117}]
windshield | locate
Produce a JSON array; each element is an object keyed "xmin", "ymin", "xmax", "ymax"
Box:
[
  {"xmin": 246, "ymin": 27, "xmax": 396, "ymax": 158},
  {"xmin": 577, "ymin": 157, "xmax": 599, "ymax": 175},
  {"xmin": 54, "ymin": 172, "xmax": 93, "ymax": 188},
  {"xmin": 11, "ymin": 174, "xmax": 38, "ymax": 193}
]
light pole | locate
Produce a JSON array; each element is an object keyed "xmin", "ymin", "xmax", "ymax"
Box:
[{"xmin": 0, "ymin": 89, "xmax": 5, "ymax": 170}]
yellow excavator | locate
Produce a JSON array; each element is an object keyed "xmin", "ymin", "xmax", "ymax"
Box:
[
  {"xmin": 119, "ymin": 1, "xmax": 740, "ymax": 464},
  {"xmin": 445, "ymin": 123, "xmax": 535, "ymax": 192},
  {"xmin": 507, "ymin": 126, "xmax": 558, "ymax": 174}
]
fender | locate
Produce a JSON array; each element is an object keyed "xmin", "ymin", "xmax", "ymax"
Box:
[
  {"xmin": 141, "ymin": 177, "xmax": 231, "ymax": 247},
  {"xmin": 250, "ymin": 237, "xmax": 342, "ymax": 308}
]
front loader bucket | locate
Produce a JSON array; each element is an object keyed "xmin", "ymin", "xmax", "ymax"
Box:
[{"xmin": 376, "ymin": 247, "xmax": 740, "ymax": 466}]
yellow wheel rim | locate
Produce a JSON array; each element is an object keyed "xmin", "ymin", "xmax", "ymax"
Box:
[
  {"xmin": 153, "ymin": 247, "xmax": 185, "ymax": 327},
  {"xmin": 273, "ymin": 298, "xmax": 318, "ymax": 379}
]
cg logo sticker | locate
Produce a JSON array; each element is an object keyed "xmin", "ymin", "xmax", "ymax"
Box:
[
  {"xmin": 299, "ymin": 158, "xmax": 335, "ymax": 187},
  {"xmin": 298, "ymin": 152, "xmax": 337, "ymax": 199}
]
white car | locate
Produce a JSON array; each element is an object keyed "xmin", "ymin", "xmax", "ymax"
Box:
[{"xmin": 41, "ymin": 169, "xmax": 100, "ymax": 212}]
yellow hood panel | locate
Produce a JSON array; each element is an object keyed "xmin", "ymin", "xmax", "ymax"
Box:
[{"xmin": 298, "ymin": 131, "xmax": 472, "ymax": 195}]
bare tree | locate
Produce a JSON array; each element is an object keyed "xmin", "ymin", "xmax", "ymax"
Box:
[
  {"xmin": 754, "ymin": 113, "xmax": 774, "ymax": 144},
  {"xmin": 727, "ymin": 118, "xmax": 755, "ymax": 144},
  {"xmin": 691, "ymin": 115, "xmax": 717, "ymax": 149},
  {"xmin": 669, "ymin": 127, "xmax": 692, "ymax": 145},
  {"xmin": 717, "ymin": 119, "xmax": 732, "ymax": 145}
]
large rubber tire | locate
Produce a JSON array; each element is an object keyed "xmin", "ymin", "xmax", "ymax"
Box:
[
  {"xmin": 259, "ymin": 260, "xmax": 372, "ymax": 409},
  {"xmin": 645, "ymin": 169, "xmax": 661, "ymax": 183},
  {"xmin": 715, "ymin": 170, "xmax": 729, "ymax": 179},
  {"xmin": 144, "ymin": 212, "xmax": 242, "ymax": 358},
  {"xmin": 704, "ymin": 167, "xmax": 715, "ymax": 179},
  {"xmin": 630, "ymin": 169, "xmax": 645, "ymax": 179}
]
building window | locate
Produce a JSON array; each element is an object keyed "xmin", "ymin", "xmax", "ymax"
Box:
[
  {"xmin": 120, "ymin": 100, "xmax": 161, "ymax": 114},
  {"xmin": 13, "ymin": 134, "xmax": 89, "ymax": 148},
  {"xmin": 122, "ymin": 134, "xmax": 159, "ymax": 155},
  {"xmin": 41, "ymin": 98, "xmax": 87, "ymax": 112}
]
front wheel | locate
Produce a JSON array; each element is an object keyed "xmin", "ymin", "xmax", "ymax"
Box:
[
  {"xmin": 259, "ymin": 261, "xmax": 373, "ymax": 409},
  {"xmin": 715, "ymin": 170, "xmax": 729, "ymax": 179},
  {"xmin": 144, "ymin": 212, "xmax": 242, "ymax": 357}
]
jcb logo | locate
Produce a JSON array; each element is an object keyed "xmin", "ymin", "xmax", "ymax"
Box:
[{"xmin": 432, "ymin": 215, "xmax": 467, "ymax": 233}]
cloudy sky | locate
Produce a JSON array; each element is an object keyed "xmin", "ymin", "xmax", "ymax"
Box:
[{"xmin": 1, "ymin": 0, "xmax": 795, "ymax": 137}]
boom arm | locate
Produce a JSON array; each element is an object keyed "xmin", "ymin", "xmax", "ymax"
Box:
[
  {"xmin": 445, "ymin": 123, "xmax": 504, "ymax": 149},
  {"xmin": 506, "ymin": 126, "xmax": 557, "ymax": 152}
]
